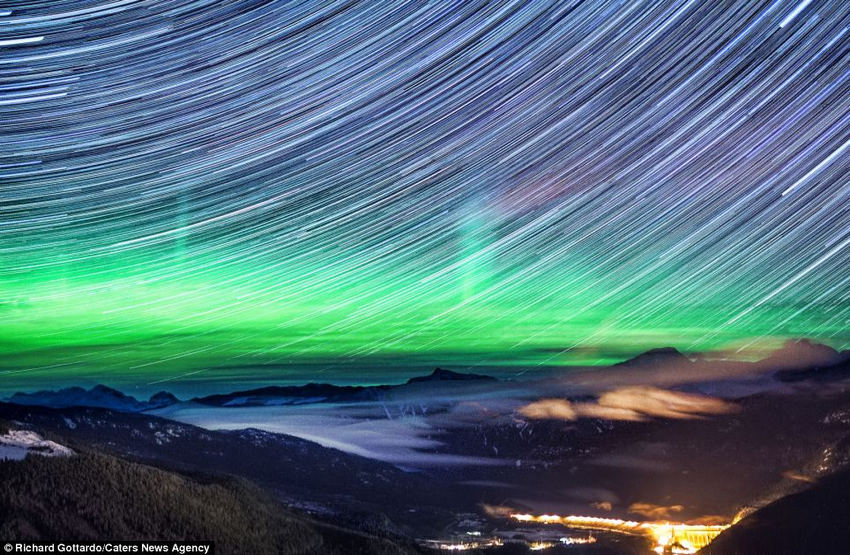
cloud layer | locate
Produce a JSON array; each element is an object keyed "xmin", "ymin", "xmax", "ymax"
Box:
[{"xmin": 519, "ymin": 386, "xmax": 736, "ymax": 422}]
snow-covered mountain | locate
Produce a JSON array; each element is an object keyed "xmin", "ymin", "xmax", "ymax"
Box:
[{"xmin": 0, "ymin": 429, "xmax": 74, "ymax": 460}]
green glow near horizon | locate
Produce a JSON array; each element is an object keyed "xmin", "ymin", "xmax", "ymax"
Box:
[{"xmin": 2, "ymin": 241, "xmax": 846, "ymax": 394}]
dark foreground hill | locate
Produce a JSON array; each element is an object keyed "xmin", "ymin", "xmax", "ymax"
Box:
[
  {"xmin": 0, "ymin": 402, "xmax": 473, "ymax": 536},
  {"xmin": 700, "ymin": 466, "xmax": 850, "ymax": 555},
  {"xmin": 0, "ymin": 449, "xmax": 422, "ymax": 555}
]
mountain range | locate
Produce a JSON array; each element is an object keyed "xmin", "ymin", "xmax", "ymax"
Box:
[
  {"xmin": 7, "ymin": 367, "xmax": 498, "ymax": 411},
  {"xmin": 8, "ymin": 341, "xmax": 849, "ymax": 413}
]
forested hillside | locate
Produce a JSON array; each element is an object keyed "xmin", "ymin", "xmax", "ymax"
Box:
[{"xmin": 0, "ymin": 450, "xmax": 422, "ymax": 555}]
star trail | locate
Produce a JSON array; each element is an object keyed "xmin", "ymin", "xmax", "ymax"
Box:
[{"xmin": 1, "ymin": 0, "xmax": 848, "ymax": 391}]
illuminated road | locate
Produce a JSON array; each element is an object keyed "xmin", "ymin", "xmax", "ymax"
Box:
[{"xmin": 512, "ymin": 513, "xmax": 728, "ymax": 553}]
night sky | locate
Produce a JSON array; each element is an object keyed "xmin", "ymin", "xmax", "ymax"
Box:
[{"xmin": 2, "ymin": 0, "xmax": 848, "ymax": 393}]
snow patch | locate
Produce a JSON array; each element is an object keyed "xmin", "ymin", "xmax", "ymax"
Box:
[{"xmin": 0, "ymin": 430, "xmax": 74, "ymax": 460}]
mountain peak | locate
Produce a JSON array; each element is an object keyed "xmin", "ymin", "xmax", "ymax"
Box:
[
  {"xmin": 767, "ymin": 338, "xmax": 841, "ymax": 366},
  {"xmin": 405, "ymin": 368, "xmax": 496, "ymax": 384},
  {"xmin": 90, "ymin": 384, "xmax": 135, "ymax": 399},
  {"xmin": 769, "ymin": 339, "xmax": 850, "ymax": 382},
  {"xmin": 148, "ymin": 391, "xmax": 180, "ymax": 407},
  {"xmin": 615, "ymin": 347, "xmax": 691, "ymax": 368}
]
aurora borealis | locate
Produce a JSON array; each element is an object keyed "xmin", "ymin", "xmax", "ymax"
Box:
[{"xmin": 1, "ymin": 0, "xmax": 849, "ymax": 393}]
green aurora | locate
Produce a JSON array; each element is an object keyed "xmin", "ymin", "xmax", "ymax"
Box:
[{"xmin": 2, "ymin": 242, "xmax": 846, "ymax": 395}]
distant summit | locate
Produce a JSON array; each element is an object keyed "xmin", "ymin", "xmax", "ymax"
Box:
[
  {"xmin": 8, "ymin": 385, "xmax": 180, "ymax": 412},
  {"xmin": 610, "ymin": 340, "xmax": 850, "ymax": 383},
  {"xmin": 615, "ymin": 347, "xmax": 691, "ymax": 368},
  {"xmin": 148, "ymin": 391, "xmax": 180, "ymax": 408},
  {"xmin": 195, "ymin": 368, "xmax": 497, "ymax": 407},
  {"xmin": 193, "ymin": 383, "xmax": 370, "ymax": 407},
  {"xmin": 405, "ymin": 368, "xmax": 496, "ymax": 384},
  {"xmin": 764, "ymin": 339, "xmax": 843, "ymax": 369},
  {"xmin": 770, "ymin": 339, "xmax": 850, "ymax": 383}
]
